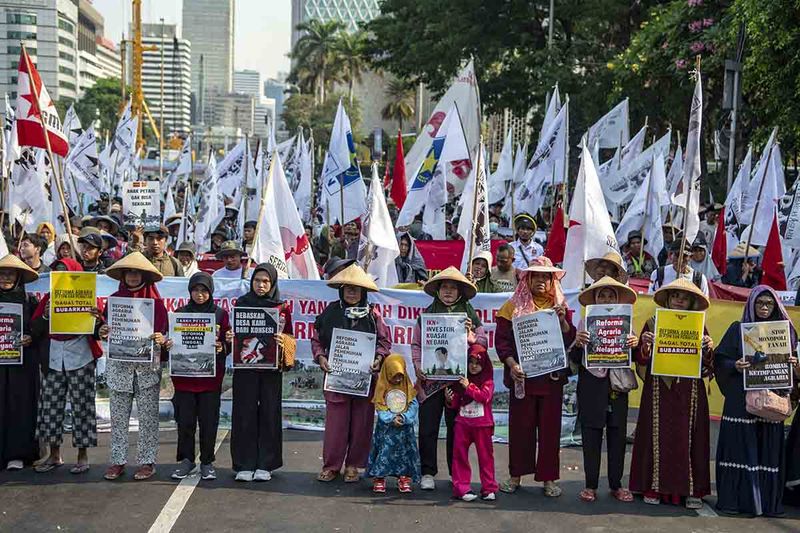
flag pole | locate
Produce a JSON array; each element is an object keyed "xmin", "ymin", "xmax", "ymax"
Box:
[
  {"xmin": 676, "ymin": 59, "xmax": 701, "ymax": 272},
  {"xmin": 308, "ymin": 128, "xmax": 316, "ymax": 229},
  {"xmin": 242, "ymin": 134, "xmax": 251, "ymax": 222},
  {"xmin": 245, "ymin": 151, "xmax": 276, "ymax": 275},
  {"xmin": 742, "ymin": 138, "xmax": 776, "ymax": 256},
  {"xmin": 638, "ymin": 155, "xmax": 656, "ymax": 267},
  {"xmin": 20, "ymin": 44, "xmax": 74, "ymax": 257},
  {"xmin": 466, "ymin": 138, "xmax": 484, "ymax": 277}
]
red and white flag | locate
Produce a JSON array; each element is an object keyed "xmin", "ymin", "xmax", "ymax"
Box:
[{"xmin": 15, "ymin": 48, "xmax": 68, "ymax": 156}]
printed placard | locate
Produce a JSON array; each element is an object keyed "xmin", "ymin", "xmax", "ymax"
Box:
[
  {"xmin": 420, "ymin": 313, "xmax": 467, "ymax": 381},
  {"xmin": 323, "ymin": 327, "xmax": 376, "ymax": 397},
  {"xmin": 651, "ymin": 308, "xmax": 705, "ymax": 379},
  {"xmin": 107, "ymin": 297, "xmax": 155, "ymax": 362},
  {"xmin": 123, "ymin": 181, "xmax": 161, "ymax": 231},
  {"xmin": 512, "ymin": 310, "xmax": 567, "ymax": 378},
  {"xmin": 585, "ymin": 304, "xmax": 632, "ymax": 369},
  {"xmin": 741, "ymin": 320, "xmax": 793, "ymax": 390},
  {"xmin": 0, "ymin": 303, "xmax": 23, "ymax": 365},
  {"xmin": 232, "ymin": 307, "xmax": 280, "ymax": 369},
  {"xmin": 50, "ymin": 271, "xmax": 96, "ymax": 334},
  {"xmin": 169, "ymin": 312, "xmax": 217, "ymax": 378}
]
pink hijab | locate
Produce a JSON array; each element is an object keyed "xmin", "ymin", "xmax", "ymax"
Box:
[{"xmin": 500, "ymin": 256, "xmax": 566, "ymax": 320}]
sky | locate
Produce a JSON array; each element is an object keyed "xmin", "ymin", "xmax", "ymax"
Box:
[{"xmin": 91, "ymin": 0, "xmax": 292, "ymax": 80}]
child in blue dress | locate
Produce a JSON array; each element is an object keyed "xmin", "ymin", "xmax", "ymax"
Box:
[{"xmin": 367, "ymin": 354, "xmax": 421, "ymax": 493}]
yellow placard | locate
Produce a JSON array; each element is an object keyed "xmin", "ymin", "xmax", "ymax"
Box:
[
  {"xmin": 50, "ymin": 272, "xmax": 97, "ymax": 334},
  {"xmin": 651, "ymin": 308, "xmax": 705, "ymax": 379}
]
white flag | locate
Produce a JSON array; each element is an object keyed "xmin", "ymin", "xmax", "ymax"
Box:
[
  {"xmin": 62, "ymin": 105, "xmax": 82, "ymax": 148},
  {"xmin": 488, "ymin": 128, "xmax": 513, "ymax": 205},
  {"xmin": 744, "ymin": 143, "xmax": 784, "ymax": 246},
  {"xmin": 672, "ymin": 74, "xmax": 703, "ymax": 246},
  {"xmin": 587, "ymin": 98, "xmax": 629, "ymax": 150},
  {"xmin": 10, "ymin": 148, "xmax": 51, "ymax": 231},
  {"xmin": 216, "ymin": 140, "xmax": 246, "ymax": 203},
  {"xmin": 604, "ymin": 130, "xmax": 671, "ymax": 206},
  {"xmin": 294, "ymin": 136, "xmax": 314, "ymax": 223},
  {"xmin": 615, "ymin": 155, "xmax": 666, "ymax": 260},
  {"xmin": 3, "ymin": 95, "xmax": 19, "ymax": 169},
  {"xmin": 193, "ymin": 152, "xmax": 225, "ymax": 253},
  {"xmin": 562, "ymin": 144, "xmax": 619, "ymax": 290},
  {"xmin": 251, "ymin": 155, "xmax": 289, "ymax": 278},
  {"xmin": 458, "ymin": 143, "xmax": 491, "ymax": 272},
  {"xmin": 167, "ymin": 135, "xmax": 192, "ymax": 188},
  {"xmin": 511, "ymin": 143, "xmax": 527, "ymax": 185},
  {"xmin": 244, "ymin": 143, "xmax": 264, "ymax": 223},
  {"xmin": 724, "ymin": 146, "xmax": 752, "ymax": 229},
  {"xmin": 541, "ymin": 85, "xmax": 561, "ymax": 142},
  {"xmin": 163, "ymin": 186, "xmax": 177, "ymax": 224},
  {"xmin": 108, "ymin": 101, "xmax": 138, "ymax": 191},
  {"xmin": 358, "ymin": 163, "xmax": 400, "ymax": 288},
  {"xmin": 176, "ymin": 183, "xmax": 196, "ymax": 246},
  {"xmin": 64, "ymin": 125, "xmax": 102, "ymax": 204}
]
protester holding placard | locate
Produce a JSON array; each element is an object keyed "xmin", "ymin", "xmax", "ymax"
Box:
[
  {"xmin": 571, "ymin": 276, "xmax": 638, "ymax": 503},
  {"xmin": 226, "ymin": 264, "xmax": 295, "ymax": 482},
  {"xmin": 30, "ymin": 259, "xmax": 103, "ymax": 475},
  {"xmin": 630, "ymin": 278, "xmax": 714, "ymax": 509},
  {"xmin": 714, "ymin": 285, "xmax": 798, "ymax": 516},
  {"xmin": 168, "ymin": 272, "xmax": 231, "ymax": 481},
  {"xmin": 366, "ymin": 354, "xmax": 420, "ymax": 494},
  {"xmin": 0, "ymin": 255, "xmax": 39, "ymax": 471},
  {"xmin": 411, "ymin": 266, "xmax": 485, "ymax": 491},
  {"xmin": 98, "ymin": 252, "xmax": 169, "ymax": 481},
  {"xmin": 312, "ymin": 264, "xmax": 391, "ymax": 483},
  {"xmin": 495, "ymin": 256, "xmax": 575, "ymax": 497}
]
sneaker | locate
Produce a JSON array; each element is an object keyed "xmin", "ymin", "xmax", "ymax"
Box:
[
  {"xmin": 200, "ymin": 463, "xmax": 216, "ymax": 480},
  {"xmin": 235, "ymin": 470, "xmax": 254, "ymax": 482},
  {"xmin": 373, "ymin": 477, "xmax": 386, "ymax": 493},
  {"xmin": 420, "ymin": 474, "xmax": 435, "ymax": 490},
  {"xmin": 171, "ymin": 459, "xmax": 195, "ymax": 480},
  {"xmin": 482, "ymin": 492, "xmax": 496, "ymax": 501},
  {"xmin": 461, "ymin": 491, "xmax": 478, "ymax": 502},
  {"xmin": 254, "ymin": 469, "xmax": 272, "ymax": 481},
  {"xmin": 6, "ymin": 460, "xmax": 23, "ymax": 470},
  {"xmin": 398, "ymin": 476, "xmax": 412, "ymax": 493}
]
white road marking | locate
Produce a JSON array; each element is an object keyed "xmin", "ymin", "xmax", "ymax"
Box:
[
  {"xmin": 695, "ymin": 502, "xmax": 719, "ymax": 517},
  {"xmin": 148, "ymin": 429, "xmax": 229, "ymax": 533}
]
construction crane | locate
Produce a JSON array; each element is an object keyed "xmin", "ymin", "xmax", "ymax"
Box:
[{"xmin": 129, "ymin": 0, "xmax": 161, "ymax": 151}]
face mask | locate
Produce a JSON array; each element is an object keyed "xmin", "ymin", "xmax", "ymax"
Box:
[{"xmin": 490, "ymin": 222, "xmax": 499, "ymax": 233}]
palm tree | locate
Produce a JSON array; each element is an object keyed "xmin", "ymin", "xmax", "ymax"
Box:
[
  {"xmin": 289, "ymin": 19, "xmax": 345, "ymax": 104},
  {"xmin": 381, "ymin": 79, "xmax": 415, "ymax": 131},
  {"xmin": 333, "ymin": 30, "xmax": 369, "ymax": 106}
]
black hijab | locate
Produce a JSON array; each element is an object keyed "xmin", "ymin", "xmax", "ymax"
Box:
[
  {"xmin": 236, "ymin": 263, "xmax": 282, "ymax": 308},
  {"xmin": 314, "ymin": 283, "xmax": 376, "ymax": 349},
  {"xmin": 183, "ymin": 272, "xmax": 217, "ymax": 313},
  {"xmin": 0, "ymin": 268, "xmax": 28, "ymax": 304}
]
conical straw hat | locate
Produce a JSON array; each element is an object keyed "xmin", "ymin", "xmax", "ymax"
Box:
[
  {"xmin": 578, "ymin": 276, "xmax": 637, "ymax": 306},
  {"xmin": 729, "ymin": 242, "xmax": 760, "ymax": 259},
  {"xmin": 423, "ymin": 266, "xmax": 478, "ymax": 300},
  {"xmin": 585, "ymin": 252, "xmax": 628, "ymax": 283},
  {"xmin": 653, "ymin": 277, "xmax": 710, "ymax": 311},
  {"xmin": 326, "ymin": 263, "xmax": 379, "ymax": 292},
  {"xmin": 105, "ymin": 251, "xmax": 164, "ymax": 283},
  {"xmin": 0, "ymin": 254, "xmax": 39, "ymax": 283}
]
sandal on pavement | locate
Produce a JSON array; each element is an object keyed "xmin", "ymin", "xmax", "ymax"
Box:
[
  {"xmin": 104, "ymin": 464, "xmax": 126, "ymax": 481},
  {"xmin": 343, "ymin": 466, "xmax": 360, "ymax": 483},
  {"xmin": 134, "ymin": 464, "xmax": 156, "ymax": 481},
  {"xmin": 317, "ymin": 469, "xmax": 338, "ymax": 482},
  {"xmin": 685, "ymin": 497, "xmax": 704, "ymax": 509},
  {"xmin": 643, "ymin": 495, "xmax": 660, "ymax": 505},
  {"xmin": 70, "ymin": 463, "xmax": 90, "ymax": 475},
  {"xmin": 499, "ymin": 478, "xmax": 521, "ymax": 494},
  {"xmin": 612, "ymin": 488, "xmax": 634, "ymax": 503},
  {"xmin": 543, "ymin": 481, "xmax": 562, "ymax": 498},
  {"xmin": 579, "ymin": 488, "xmax": 597, "ymax": 502},
  {"xmin": 373, "ymin": 477, "xmax": 386, "ymax": 493},
  {"xmin": 34, "ymin": 461, "xmax": 64, "ymax": 473},
  {"xmin": 398, "ymin": 476, "xmax": 412, "ymax": 493}
]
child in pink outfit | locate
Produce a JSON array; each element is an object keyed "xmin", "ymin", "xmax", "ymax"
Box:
[{"xmin": 446, "ymin": 346, "xmax": 498, "ymax": 501}]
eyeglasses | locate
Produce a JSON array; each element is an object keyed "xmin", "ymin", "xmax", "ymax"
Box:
[{"xmin": 754, "ymin": 300, "xmax": 775, "ymax": 309}]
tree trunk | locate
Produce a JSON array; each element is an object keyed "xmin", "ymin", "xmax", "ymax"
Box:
[
  {"xmin": 349, "ymin": 77, "xmax": 354, "ymax": 106},
  {"xmin": 398, "ymin": 116, "xmax": 403, "ymax": 132}
]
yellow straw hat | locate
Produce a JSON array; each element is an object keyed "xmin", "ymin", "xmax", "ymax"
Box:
[
  {"xmin": 585, "ymin": 252, "xmax": 628, "ymax": 283},
  {"xmin": 423, "ymin": 266, "xmax": 478, "ymax": 300},
  {"xmin": 326, "ymin": 263, "xmax": 379, "ymax": 292},
  {"xmin": 578, "ymin": 276, "xmax": 637, "ymax": 306},
  {"xmin": 0, "ymin": 254, "xmax": 39, "ymax": 283},
  {"xmin": 653, "ymin": 277, "xmax": 710, "ymax": 311},
  {"xmin": 105, "ymin": 251, "xmax": 164, "ymax": 283}
]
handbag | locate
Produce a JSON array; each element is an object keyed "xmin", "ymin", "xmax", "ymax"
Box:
[
  {"xmin": 745, "ymin": 389, "xmax": 792, "ymax": 422},
  {"xmin": 608, "ymin": 368, "xmax": 639, "ymax": 393}
]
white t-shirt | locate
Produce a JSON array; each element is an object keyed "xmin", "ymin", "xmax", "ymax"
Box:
[
  {"xmin": 647, "ymin": 264, "xmax": 709, "ymax": 296},
  {"xmin": 213, "ymin": 266, "xmax": 243, "ymax": 279}
]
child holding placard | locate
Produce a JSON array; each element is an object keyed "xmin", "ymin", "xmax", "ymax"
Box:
[{"xmin": 366, "ymin": 355, "xmax": 420, "ymax": 493}]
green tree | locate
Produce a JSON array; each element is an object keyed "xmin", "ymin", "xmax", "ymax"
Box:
[
  {"xmin": 333, "ymin": 29, "xmax": 370, "ymax": 105},
  {"xmin": 282, "ymin": 92, "xmax": 362, "ymax": 150},
  {"xmin": 381, "ymin": 78, "xmax": 415, "ymax": 131},
  {"xmin": 74, "ymin": 78, "xmax": 124, "ymax": 139},
  {"xmin": 289, "ymin": 19, "xmax": 346, "ymax": 104}
]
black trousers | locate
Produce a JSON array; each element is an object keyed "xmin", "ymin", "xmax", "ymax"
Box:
[
  {"xmin": 581, "ymin": 423, "xmax": 626, "ymax": 490},
  {"xmin": 418, "ymin": 389, "xmax": 456, "ymax": 477},
  {"xmin": 231, "ymin": 371, "xmax": 283, "ymax": 472},
  {"xmin": 172, "ymin": 390, "xmax": 221, "ymax": 465}
]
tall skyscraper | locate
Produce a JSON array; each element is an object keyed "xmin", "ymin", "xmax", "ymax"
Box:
[
  {"xmin": 291, "ymin": 0, "xmax": 380, "ymax": 50},
  {"xmin": 233, "ymin": 69, "xmax": 260, "ymax": 98},
  {"xmin": 182, "ymin": 0, "xmax": 234, "ymax": 123}
]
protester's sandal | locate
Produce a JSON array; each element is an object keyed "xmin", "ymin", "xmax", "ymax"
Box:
[
  {"xmin": 6, "ymin": 460, "xmax": 23, "ymax": 470},
  {"xmin": 398, "ymin": 476, "xmax": 412, "ymax": 493},
  {"xmin": 543, "ymin": 481, "xmax": 562, "ymax": 498},
  {"xmin": 643, "ymin": 495, "xmax": 660, "ymax": 505},
  {"xmin": 685, "ymin": 497, "xmax": 704, "ymax": 509},
  {"xmin": 579, "ymin": 488, "xmax": 597, "ymax": 502},
  {"xmin": 134, "ymin": 464, "xmax": 156, "ymax": 481},
  {"xmin": 373, "ymin": 477, "xmax": 386, "ymax": 493},
  {"xmin": 104, "ymin": 464, "xmax": 125, "ymax": 481},
  {"xmin": 70, "ymin": 463, "xmax": 90, "ymax": 475},
  {"xmin": 499, "ymin": 478, "xmax": 521, "ymax": 494},
  {"xmin": 317, "ymin": 469, "xmax": 338, "ymax": 482},
  {"xmin": 612, "ymin": 488, "xmax": 634, "ymax": 503},
  {"xmin": 343, "ymin": 466, "xmax": 360, "ymax": 483},
  {"xmin": 34, "ymin": 461, "xmax": 64, "ymax": 473}
]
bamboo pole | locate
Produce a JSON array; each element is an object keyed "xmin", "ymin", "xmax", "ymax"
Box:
[
  {"xmin": 245, "ymin": 150, "xmax": 276, "ymax": 275},
  {"xmin": 742, "ymin": 140, "xmax": 776, "ymax": 257},
  {"xmin": 466, "ymin": 139, "xmax": 484, "ymax": 277},
  {"xmin": 638, "ymin": 155, "xmax": 656, "ymax": 268}
]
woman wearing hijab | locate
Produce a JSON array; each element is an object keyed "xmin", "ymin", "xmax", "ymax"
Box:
[
  {"xmin": 31, "ymin": 258, "xmax": 103, "ymax": 474},
  {"xmin": 630, "ymin": 278, "xmax": 714, "ymax": 509},
  {"xmin": 496, "ymin": 256, "xmax": 576, "ymax": 497},
  {"xmin": 395, "ymin": 232, "xmax": 428, "ymax": 284},
  {"xmin": 226, "ymin": 264, "xmax": 295, "ymax": 482},
  {"xmin": 37, "ymin": 222, "xmax": 56, "ymax": 265},
  {"xmin": 571, "ymin": 276, "xmax": 639, "ymax": 503},
  {"xmin": 0, "ymin": 255, "xmax": 38, "ymax": 470},
  {"xmin": 411, "ymin": 266, "xmax": 486, "ymax": 491},
  {"xmin": 99, "ymin": 252, "xmax": 169, "ymax": 481},
  {"xmin": 169, "ymin": 272, "xmax": 232, "ymax": 481},
  {"xmin": 470, "ymin": 250, "xmax": 500, "ymax": 293},
  {"xmin": 53, "ymin": 234, "xmax": 78, "ymax": 262},
  {"xmin": 312, "ymin": 263, "xmax": 391, "ymax": 483},
  {"xmin": 715, "ymin": 285, "xmax": 798, "ymax": 516}
]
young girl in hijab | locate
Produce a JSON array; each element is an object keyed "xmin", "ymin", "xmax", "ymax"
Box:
[
  {"xmin": 312, "ymin": 263, "xmax": 391, "ymax": 483},
  {"xmin": 0, "ymin": 255, "xmax": 38, "ymax": 470},
  {"xmin": 99, "ymin": 252, "xmax": 169, "ymax": 481},
  {"xmin": 226, "ymin": 264, "xmax": 295, "ymax": 482},
  {"xmin": 169, "ymin": 272, "xmax": 231, "ymax": 481},
  {"xmin": 630, "ymin": 278, "xmax": 714, "ymax": 509},
  {"xmin": 411, "ymin": 266, "xmax": 486, "ymax": 491},
  {"xmin": 495, "ymin": 256, "xmax": 576, "ymax": 497},
  {"xmin": 37, "ymin": 222, "xmax": 56, "ymax": 265},
  {"xmin": 571, "ymin": 276, "xmax": 639, "ymax": 503},
  {"xmin": 31, "ymin": 258, "xmax": 103, "ymax": 474},
  {"xmin": 446, "ymin": 345, "xmax": 497, "ymax": 501},
  {"xmin": 715, "ymin": 285, "xmax": 798, "ymax": 516},
  {"xmin": 367, "ymin": 354, "xmax": 420, "ymax": 493}
]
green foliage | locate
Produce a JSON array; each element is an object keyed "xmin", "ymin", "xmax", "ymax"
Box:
[
  {"xmin": 282, "ymin": 92, "xmax": 362, "ymax": 149},
  {"xmin": 381, "ymin": 78, "xmax": 416, "ymax": 130},
  {"xmin": 73, "ymin": 78, "xmax": 125, "ymax": 138}
]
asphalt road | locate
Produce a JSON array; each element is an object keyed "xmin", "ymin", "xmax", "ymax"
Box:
[{"xmin": 1, "ymin": 423, "xmax": 799, "ymax": 533}]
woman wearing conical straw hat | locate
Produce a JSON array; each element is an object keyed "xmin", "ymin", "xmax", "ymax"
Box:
[
  {"xmin": 571, "ymin": 276, "xmax": 638, "ymax": 503},
  {"xmin": 0, "ymin": 255, "xmax": 39, "ymax": 471},
  {"xmin": 629, "ymin": 278, "xmax": 714, "ymax": 509},
  {"xmin": 312, "ymin": 264, "xmax": 391, "ymax": 483}
]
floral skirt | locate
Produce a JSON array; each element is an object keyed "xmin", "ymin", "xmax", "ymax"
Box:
[{"xmin": 367, "ymin": 422, "xmax": 421, "ymax": 482}]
